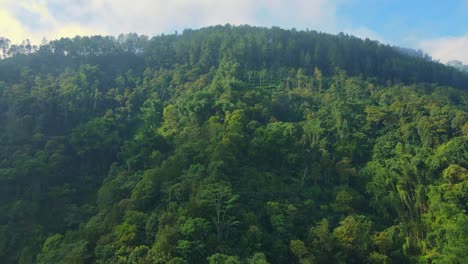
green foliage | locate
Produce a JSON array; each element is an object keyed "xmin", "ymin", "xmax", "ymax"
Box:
[
  {"xmin": 246, "ymin": 253, "xmax": 269, "ymax": 264},
  {"xmin": 333, "ymin": 215, "xmax": 373, "ymax": 263},
  {"xmin": 37, "ymin": 234, "xmax": 91, "ymax": 264},
  {"xmin": 290, "ymin": 240, "xmax": 315, "ymax": 264},
  {"xmin": 207, "ymin": 253, "xmax": 241, "ymax": 264},
  {"xmin": 0, "ymin": 25, "xmax": 467, "ymax": 264}
]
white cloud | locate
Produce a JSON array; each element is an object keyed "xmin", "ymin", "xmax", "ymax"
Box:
[
  {"xmin": 0, "ymin": 0, "xmax": 339, "ymax": 43},
  {"xmin": 90, "ymin": 0, "xmax": 257, "ymax": 34},
  {"xmin": 0, "ymin": 9, "xmax": 30, "ymax": 42},
  {"xmin": 53, "ymin": 0, "xmax": 338, "ymax": 35},
  {"xmin": 418, "ymin": 34, "xmax": 468, "ymax": 64},
  {"xmin": 0, "ymin": 0, "xmax": 105, "ymax": 43},
  {"xmin": 255, "ymin": 0, "xmax": 338, "ymax": 32},
  {"xmin": 18, "ymin": 0, "xmax": 54, "ymax": 24}
]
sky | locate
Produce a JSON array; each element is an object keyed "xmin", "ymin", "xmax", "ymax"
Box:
[{"xmin": 1, "ymin": 0, "xmax": 467, "ymax": 64}]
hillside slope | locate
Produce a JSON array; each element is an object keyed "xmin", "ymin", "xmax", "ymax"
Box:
[{"xmin": 0, "ymin": 25, "xmax": 467, "ymax": 264}]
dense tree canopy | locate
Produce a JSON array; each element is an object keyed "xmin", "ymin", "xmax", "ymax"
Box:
[{"xmin": 0, "ymin": 25, "xmax": 467, "ymax": 263}]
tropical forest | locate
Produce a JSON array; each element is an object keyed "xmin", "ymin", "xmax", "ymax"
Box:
[{"xmin": 0, "ymin": 25, "xmax": 467, "ymax": 263}]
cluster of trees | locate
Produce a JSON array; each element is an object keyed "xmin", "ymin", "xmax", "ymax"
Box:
[
  {"xmin": 447, "ymin": 60, "xmax": 468, "ymax": 73},
  {"xmin": 0, "ymin": 25, "xmax": 467, "ymax": 263}
]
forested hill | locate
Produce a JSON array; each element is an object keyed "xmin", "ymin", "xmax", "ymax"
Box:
[{"xmin": 0, "ymin": 25, "xmax": 467, "ymax": 264}]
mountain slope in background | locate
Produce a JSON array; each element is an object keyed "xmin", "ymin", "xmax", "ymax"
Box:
[{"xmin": 0, "ymin": 25, "xmax": 467, "ymax": 264}]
